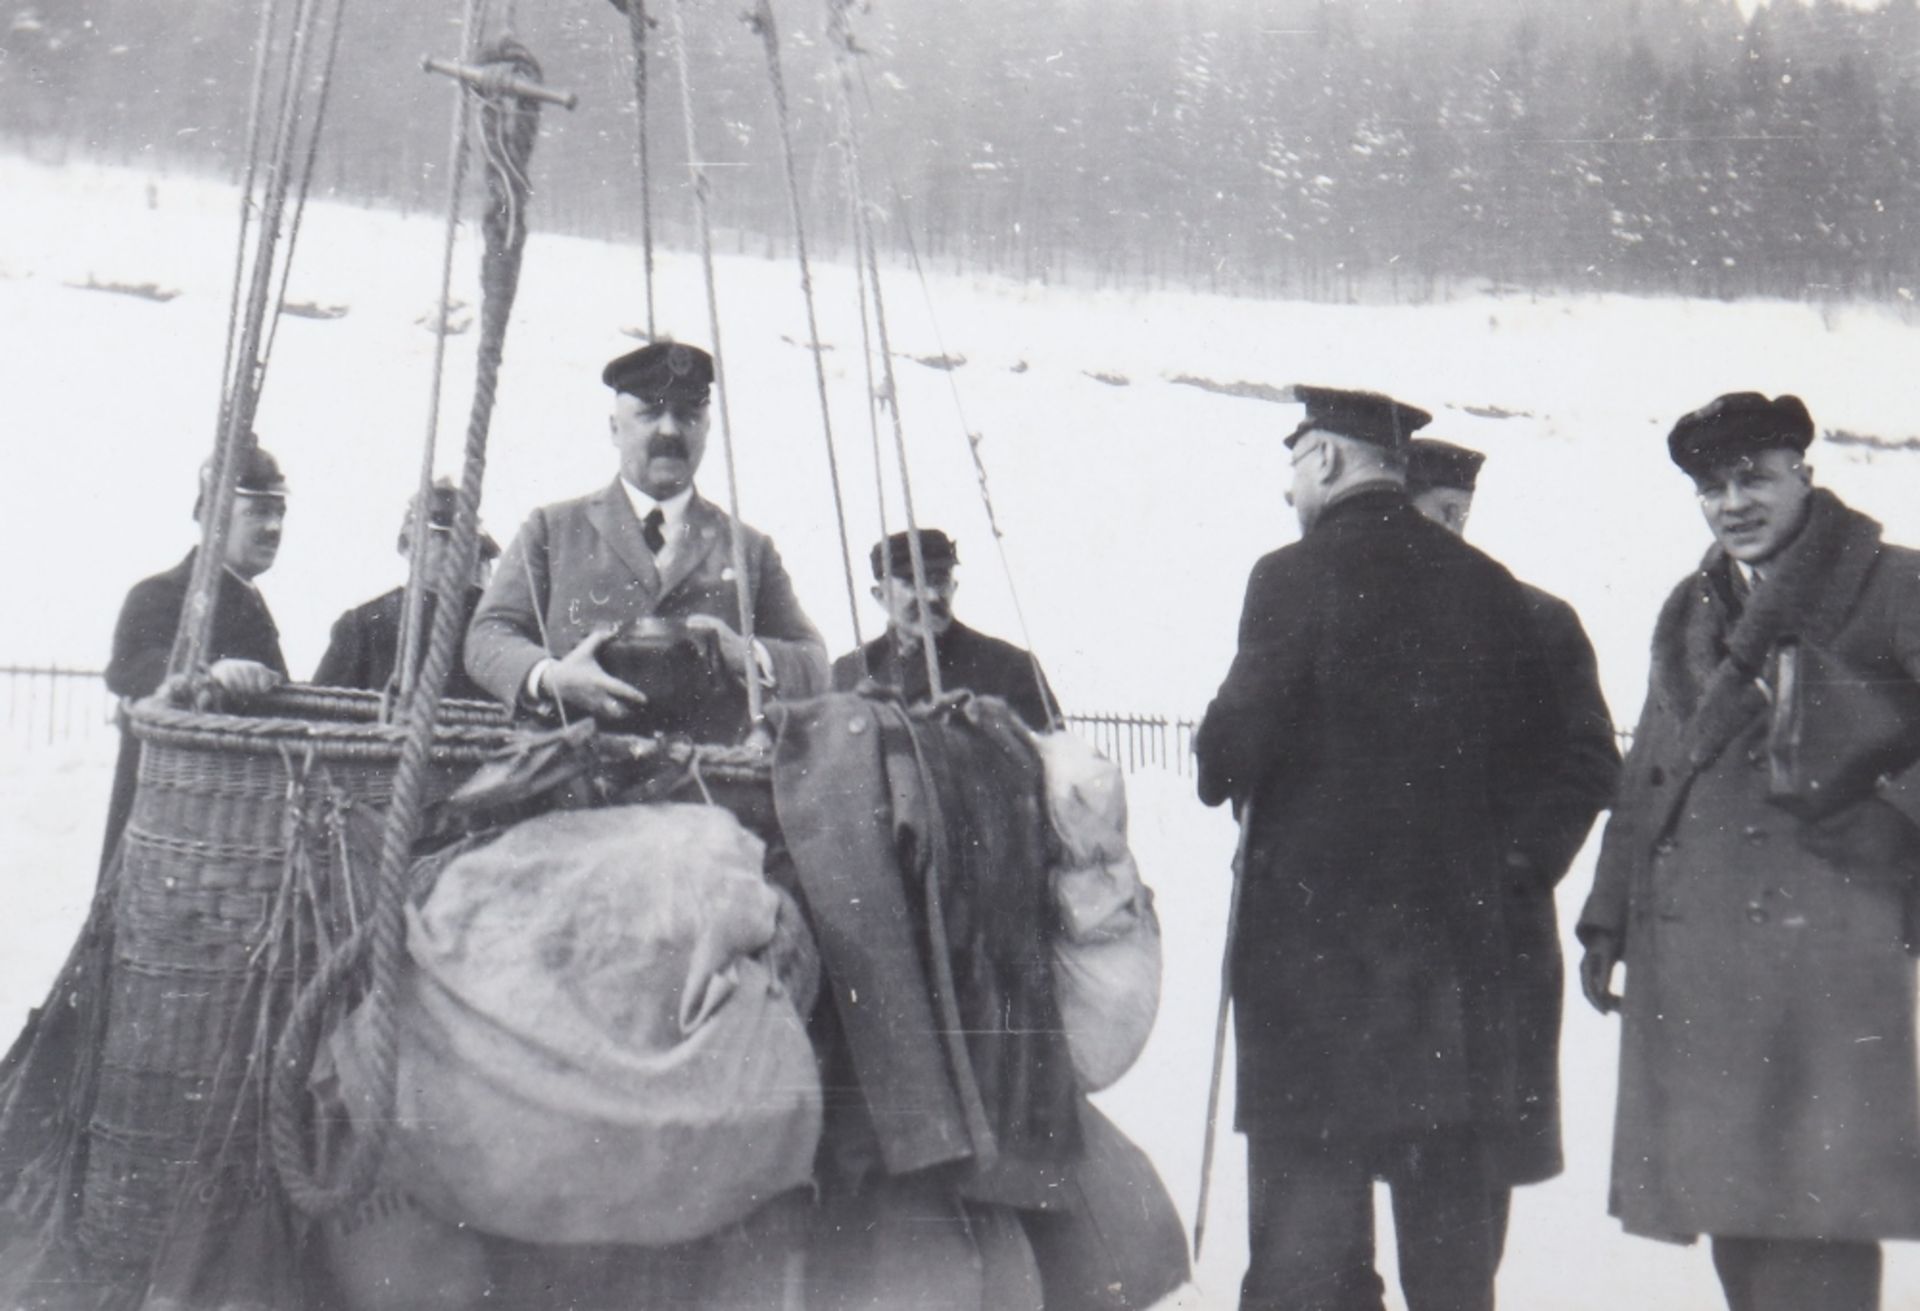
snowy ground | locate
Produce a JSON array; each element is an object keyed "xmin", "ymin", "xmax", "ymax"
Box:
[{"xmin": 6, "ymin": 154, "xmax": 1920, "ymax": 1307}]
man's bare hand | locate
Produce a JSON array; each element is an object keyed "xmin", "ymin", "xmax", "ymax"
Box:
[
  {"xmin": 685, "ymin": 614, "xmax": 752, "ymax": 679},
  {"xmin": 1579, "ymin": 932, "xmax": 1622, "ymax": 1016},
  {"xmin": 207, "ymin": 658, "xmax": 283, "ymax": 700},
  {"xmin": 545, "ymin": 627, "xmax": 649, "ymax": 720}
]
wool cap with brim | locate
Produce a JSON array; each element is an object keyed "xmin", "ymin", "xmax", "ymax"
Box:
[
  {"xmin": 1406, "ymin": 438, "xmax": 1486, "ymax": 493},
  {"xmin": 1284, "ymin": 384, "xmax": 1432, "ymax": 451},
  {"xmin": 1668, "ymin": 392, "xmax": 1814, "ymax": 476},
  {"xmin": 602, "ymin": 341, "xmax": 713, "ymax": 404},
  {"xmin": 870, "ymin": 528, "xmax": 958, "ymax": 581}
]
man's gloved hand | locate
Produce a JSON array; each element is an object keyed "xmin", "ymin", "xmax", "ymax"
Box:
[
  {"xmin": 544, "ymin": 627, "xmax": 649, "ymax": 721},
  {"xmin": 1798, "ymin": 796, "xmax": 1920, "ymax": 870},
  {"xmin": 207, "ymin": 658, "xmax": 284, "ymax": 700},
  {"xmin": 685, "ymin": 614, "xmax": 754, "ymax": 681},
  {"xmin": 1579, "ymin": 931, "xmax": 1622, "ymax": 1016}
]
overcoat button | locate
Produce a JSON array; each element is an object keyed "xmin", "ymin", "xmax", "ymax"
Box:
[
  {"xmin": 1746, "ymin": 904, "xmax": 1769, "ymax": 925},
  {"xmin": 1654, "ymin": 837, "xmax": 1677, "ymax": 857},
  {"xmin": 1743, "ymin": 825, "xmax": 1768, "ymax": 844}
]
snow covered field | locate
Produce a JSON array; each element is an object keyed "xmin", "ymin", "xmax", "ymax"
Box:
[{"xmin": 5, "ymin": 154, "xmax": 1920, "ymax": 1307}]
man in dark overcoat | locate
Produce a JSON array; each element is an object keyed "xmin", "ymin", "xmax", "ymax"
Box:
[
  {"xmin": 1405, "ymin": 437, "xmax": 1621, "ymax": 1251},
  {"xmin": 464, "ymin": 342, "xmax": 828, "ymax": 720},
  {"xmin": 831, "ymin": 528, "xmax": 1060, "ymax": 732},
  {"xmin": 1195, "ymin": 387, "xmax": 1558, "ymax": 1311},
  {"xmin": 312, "ymin": 479, "xmax": 499, "ymax": 702},
  {"xmin": 1578, "ymin": 393, "xmax": 1920, "ymax": 1311},
  {"xmin": 100, "ymin": 445, "xmax": 290, "ymax": 870}
]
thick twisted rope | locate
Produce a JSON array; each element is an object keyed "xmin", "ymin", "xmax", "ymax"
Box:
[
  {"xmin": 667, "ymin": 0, "xmax": 764, "ymax": 729},
  {"xmin": 270, "ymin": 38, "xmax": 544, "ymax": 1214},
  {"xmin": 824, "ymin": 0, "xmax": 941, "ymax": 698},
  {"xmin": 746, "ymin": 0, "xmax": 864, "ymax": 651}
]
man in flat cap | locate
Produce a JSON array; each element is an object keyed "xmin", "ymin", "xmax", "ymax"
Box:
[
  {"xmin": 1195, "ymin": 386, "xmax": 1560, "ymax": 1311},
  {"xmin": 313, "ymin": 479, "xmax": 500, "ymax": 701},
  {"xmin": 100, "ymin": 444, "xmax": 291, "ymax": 868},
  {"xmin": 831, "ymin": 528, "xmax": 1060, "ymax": 731},
  {"xmin": 465, "ymin": 340, "xmax": 828, "ymax": 724},
  {"xmin": 1578, "ymin": 393, "xmax": 1920, "ymax": 1311},
  {"xmin": 1406, "ymin": 437, "xmax": 1622, "ymax": 1268}
]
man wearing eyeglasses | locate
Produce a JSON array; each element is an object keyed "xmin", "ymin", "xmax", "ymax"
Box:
[
  {"xmin": 1195, "ymin": 386, "xmax": 1560, "ymax": 1311},
  {"xmin": 464, "ymin": 341, "xmax": 828, "ymax": 722},
  {"xmin": 1578, "ymin": 392, "xmax": 1920, "ymax": 1311}
]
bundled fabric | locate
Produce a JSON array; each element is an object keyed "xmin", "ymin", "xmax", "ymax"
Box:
[
  {"xmin": 1034, "ymin": 733, "xmax": 1162, "ymax": 1092},
  {"xmin": 328, "ymin": 803, "xmax": 821, "ymax": 1248}
]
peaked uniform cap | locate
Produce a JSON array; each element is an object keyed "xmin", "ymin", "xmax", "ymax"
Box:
[
  {"xmin": 1285, "ymin": 385, "xmax": 1432, "ymax": 451},
  {"xmin": 870, "ymin": 529, "xmax": 958, "ymax": 580},
  {"xmin": 1668, "ymin": 392, "xmax": 1814, "ymax": 476},
  {"xmin": 1406, "ymin": 438, "xmax": 1487, "ymax": 493},
  {"xmin": 602, "ymin": 341, "xmax": 714, "ymax": 403},
  {"xmin": 399, "ymin": 478, "xmax": 500, "ymax": 559}
]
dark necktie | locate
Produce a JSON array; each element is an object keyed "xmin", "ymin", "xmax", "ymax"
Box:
[{"xmin": 642, "ymin": 506, "xmax": 666, "ymax": 554}]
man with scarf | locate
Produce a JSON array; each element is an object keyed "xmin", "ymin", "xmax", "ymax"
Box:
[{"xmin": 1579, "ymin": 393, "xmax": 1920, "ymax": 1311}]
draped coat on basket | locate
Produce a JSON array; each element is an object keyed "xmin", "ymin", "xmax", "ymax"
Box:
[
  {"xmin": 1579, "ymin": 489, "xmax": 1920, "ymax": 1242},
  {"xmin": 1195, "ymin": 486, "xmax": 1561, "ymax": 1143}
]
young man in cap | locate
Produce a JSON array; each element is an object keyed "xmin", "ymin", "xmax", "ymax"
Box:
[
  {"xmin": 1195, "ymin": 386, "xmax": 1559, "ymax": 1311},
  {"xmin": 1406, "ymin": 437, "xmax": 1622, "ymax": 1267},
  {"xmin": 312, "ymin": 479, "xmax": 500, "ymax": 701},
  {"xmin": 464, "ymin": 341, "xmax": 828, "ymax": 721},
  {"xmin": 831, "ymin": 528, "xmax": 1060, "ymax": 732},
  {"xmin": 1578, "ymin": 393, "xmax": 1920, "ymax": 1311},
  {"xmin": 100, "ymin": 444, "xmax": 291, "ymax": 868}
]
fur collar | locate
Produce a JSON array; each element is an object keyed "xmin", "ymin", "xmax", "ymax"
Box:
[{"xmin": 1650, "ymin": 488, "xmax": 1884, "ymax": 773}]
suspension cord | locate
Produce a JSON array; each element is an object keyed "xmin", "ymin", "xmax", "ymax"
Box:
[
  {"xmin": 214, "ymin": 0, "xmax": 281, "ymax": 431},
  {"xmin": 621, "ymin": 0, "xmax": 657, "ymax": 338},
  {"xmin": 258, "ymin": 0, "xmax": 353, "ymax": 379},
  {"xmin": 745, "ymin": 0, "xmax": 863, "ymax": 652},
  {"xmin": 397, "ymin": 0, "xmax": 490, "ymax": 713},
  {"xmin": 852, "ymin": 56, "xmax": 1060, "ymax": 725},
  {"xmin": 826, "ymin": 0, "xmax": 941, "ymax": 700},
  {"xmin": 668, "ymin": 0, "xmax": 764, "ymax": 729},
  {"xmin": 171, "ymin": 0, "xmax": 328, "ymax": 678},
  {"xmin": 272, "ymin": 39, "xmax": 550, "ymax": 1214}
]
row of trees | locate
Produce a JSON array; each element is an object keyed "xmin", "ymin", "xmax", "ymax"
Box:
[{"xmin": 6, "ymin": 0, "xmax": 1919, "ymax": 300}]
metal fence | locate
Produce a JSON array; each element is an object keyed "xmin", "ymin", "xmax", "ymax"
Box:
[
  {"xmin": 1, "ymin": 665, "xmax": 120, "ymax": 748},
  {"xmin": 0, "ymin": 664, "xmax": 1200, "ymax": 774}
]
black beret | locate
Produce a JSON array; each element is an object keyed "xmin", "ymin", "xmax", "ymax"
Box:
[
  {"xmin": 1406, "ymin": 438, "xmax": 1486, "ymax": 494},
  {"xmin": 869, "ymin": 529, "xmax": 958, "ymax": 581},
  {"xmin": 1285, "ymin": 384, "xmax": 1432, "ymax": 451},
  {"xmin": 1668, "ymin": 392, "xmax": 1813, "ymax": 476},
  {"xmin": 602, "ymin": 341, "xmax": 713, "ymax": 403}
]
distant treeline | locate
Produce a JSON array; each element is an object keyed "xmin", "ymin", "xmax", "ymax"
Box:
[{"xmin": 6, "ymin": 0, "xmax": 1918, "ymax": 301}]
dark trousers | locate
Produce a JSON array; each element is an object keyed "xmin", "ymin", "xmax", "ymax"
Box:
[
  {"xmin": 1240, "ymin": 1128, "xmax": 1497, "ymax": 1311},
  {"xmin": 1710, "ymin": 1236, "xmax": 1880, "ymax": 1311}
]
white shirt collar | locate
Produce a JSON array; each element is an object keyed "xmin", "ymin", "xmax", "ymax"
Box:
[{"xmin": 619, "ymin": 480, "xmax": 693, "ymax": 527}]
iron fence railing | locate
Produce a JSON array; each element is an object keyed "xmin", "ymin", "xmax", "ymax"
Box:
[{"xmin": 1, "ymin": 664, "xmax": 120, "ymax": 748}]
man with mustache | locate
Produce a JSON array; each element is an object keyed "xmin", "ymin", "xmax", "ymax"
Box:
[
  {"xmin": 464, "ymin": 341, "xmax": 828, "ymax": 725},
  {"xmin": 831, "ymin": 528, "xmax": 1059, "ymax": 731},
  {"xmin": 100, "ymin": 444, "xmax": 290, "ymax": 869},
  {"xmin": 1578, "ymin": 393, "xmax": 1920, "ymax": 1311}
]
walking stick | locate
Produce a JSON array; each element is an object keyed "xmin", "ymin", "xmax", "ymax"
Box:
[{"xmin": 1193, "ymin": 798, "xmax": 1254, "ymax": 1260}]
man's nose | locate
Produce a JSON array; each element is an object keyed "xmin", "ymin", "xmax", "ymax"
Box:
[
  {"xmin": 1720, "ymin": 481, "xmax": 1753, "ymax": 510},
  {"xmin": 656, "ymin": 411, "xmax": 680, "ymax": 436}
]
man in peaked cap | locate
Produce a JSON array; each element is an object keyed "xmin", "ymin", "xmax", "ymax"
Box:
[
  {"xmin": 1579, "ymin": 393, "xmax": 1920, "ymax": 1311},
  {"xmin": 1196, "ymin": 387, "xmax": 1561, "ymax": 1310},
  {"xmin": 1405, "ymin": 437, "xmax": 1622, "ymax": 1270},
  {"xmin": 464, "ymin": 340, "xmax": 827, "ymax": 725},
  {"xmin": 831, "ymin": 528, "xmax": 1060, "ymax": 732},
  {"xmin": 100, "ymin": 443, "xmax": 291, "ymax": 870},
  {"xmin": 312, "ymin": 479, "xmax": 500, "ymax": 701}
]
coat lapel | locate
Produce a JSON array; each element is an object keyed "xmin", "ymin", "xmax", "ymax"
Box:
[{"xmin": 584, "ymin": 478, "xmax": 662, "ymax": 602}]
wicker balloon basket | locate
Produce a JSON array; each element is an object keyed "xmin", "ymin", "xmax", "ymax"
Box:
[{"xmin": 75, "ymin": 685, "xmax": 511, "ymax": 1279}]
